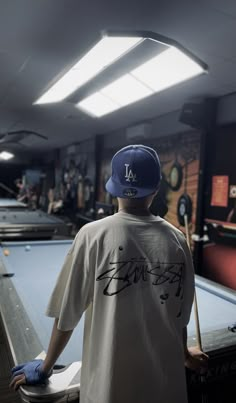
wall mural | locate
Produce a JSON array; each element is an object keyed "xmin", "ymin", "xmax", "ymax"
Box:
[
  {"xmin": 151, "ymin": 133, "xmax": 200, "ymax": 234},
  {"xmin": 59, "ymin": 154, "xmax": 94, "ymax": 214},
  {"xmin": 48, "ymin": 141, "xmax": 96, "ymax": 218}
]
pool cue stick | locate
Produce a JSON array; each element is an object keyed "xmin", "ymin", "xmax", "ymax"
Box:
[
  {"xmin": 184, "ymin": 214, "xmax": 208, "ymax": 403},
  {"xmin": 184, "ymin": 214, "xmax": 202, "ymax": 351}
]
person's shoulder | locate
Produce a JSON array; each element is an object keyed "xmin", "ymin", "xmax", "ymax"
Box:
[
  {"xmin": 78, "ymin": 214, "xmax": 118, "ymax": 234},
  {"xmin": 159, "ymin": 218, "xmax": 185, "ymax": 238}
]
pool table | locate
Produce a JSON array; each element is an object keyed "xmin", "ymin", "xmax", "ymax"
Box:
[
  {"xmin": 0, "ymin": 199, "xmax": 68, "ymax": 240},
  {"xmin": 0, "ymin": 198, "xmax": 27, "ymax": 208},
  {"xmin": 0, "ymin": 240, "xmax": 236, "ymax": 401},
  {"xmin": 205, "ymin": 218, "xmax": 236, "ymax": 246}
]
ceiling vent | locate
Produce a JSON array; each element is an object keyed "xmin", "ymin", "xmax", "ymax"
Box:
[{"xmin": 126, "ymin": 123, "xmax": 152, "ymax": 140}]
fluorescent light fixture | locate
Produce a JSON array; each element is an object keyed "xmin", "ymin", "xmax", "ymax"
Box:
[
  {"xmin": 77, "ymin": 45, "xmax": 205, "ymax": 117},
  {"xmin": 78, "ymin": 92, "xmax": 120, "ymax": 117},
  {"xmin": 35, "ymin": 29, "xmax": 207, "ymax": 116},
  {"xmin": 101, "ymin": 74, "xmax": 153, "ymax": 106},
  {"xmin": 35, "ymin": 36, "xmax": 142, "ymax": 104},
  {"xmin": 77, "ymin": 74, "xmax": 153, "ymax": 117},
  {"xmin": 132, "ymin": 47, "xmax": 204, "ymax": 92},
  {"xmin": 0, "ymin": 151, "xmax": 14, "ymax": 160}
]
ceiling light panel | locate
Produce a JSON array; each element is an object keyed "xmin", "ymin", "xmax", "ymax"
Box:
[
  {"xmin": 0, "ymin": 151, "xmax": 14, "ymax": 160},
  {"xmin": 132, "ymin": 46, "xmax": 204, "ymax": 93},
  {"xmin": 77, "ymin": 92, "xmax": 120, "ymax": 117},
  {"xmin": 35, "ymin": 36, "xmax": 142, "ymax": 104},
  {"xmin": 101, "ymin": 74, "xmax": 153, "ymax": 106},
  {"xmin": 76, "ymin": 45, "xmax": 205, "ymax": 117}
]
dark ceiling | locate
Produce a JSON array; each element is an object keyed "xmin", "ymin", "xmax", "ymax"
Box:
[{"xmin": 0, "ymin": 0, "xmax": 236, "ymax": 153}]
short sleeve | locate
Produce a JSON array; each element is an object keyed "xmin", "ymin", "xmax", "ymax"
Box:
[
  {"xmin": 46, "ymin": 227, "xmax": 94, "ymax": 330},
  {"xmin": 178, "ymin": 233, "xmax": 195, "ymax": 327}
]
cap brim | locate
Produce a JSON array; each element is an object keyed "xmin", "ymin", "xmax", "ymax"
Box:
[{"xmin": 105, "ymin": 177, "xmax": 158, "ymax": 199}]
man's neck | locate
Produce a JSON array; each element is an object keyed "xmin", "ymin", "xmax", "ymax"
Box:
[{"xmin": 118, "ymin": 207, "xmax": 151, "ymax": 216}]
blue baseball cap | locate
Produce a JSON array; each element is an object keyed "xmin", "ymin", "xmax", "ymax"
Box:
[{"xmin": 105, "ymin": 145, "xmax": 162, "ymax": 198}]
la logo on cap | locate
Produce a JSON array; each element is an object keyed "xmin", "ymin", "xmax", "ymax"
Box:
[{"xmin": 125, "ymin": 164, "xmax": 137, "ymax": 183}]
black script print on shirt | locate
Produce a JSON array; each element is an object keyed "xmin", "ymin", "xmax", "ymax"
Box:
[{"xmin": 96, "ymin": 257, "xmax": 184, "ymax": 301}]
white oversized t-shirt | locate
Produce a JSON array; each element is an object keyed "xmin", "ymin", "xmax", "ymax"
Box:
[{"xmin": 46, "ymin": 212, "xmax": 194, "ymax": 403}]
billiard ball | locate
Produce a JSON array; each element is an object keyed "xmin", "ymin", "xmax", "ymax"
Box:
[
  {"xmin": 25, "ymin": 245, "xmax": 31, "ymax": 252},
  {"xmin": 3, "ymin": 249, "xmax": 10, "ymax": 256}
]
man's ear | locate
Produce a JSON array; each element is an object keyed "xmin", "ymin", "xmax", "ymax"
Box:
[
  {"xmin": 149, "ymin": 189, "xmax": 158, "ymax": 204},
  {"xmin": 153, "ymin": 186, "xmax": 160, "ymax": 197}
]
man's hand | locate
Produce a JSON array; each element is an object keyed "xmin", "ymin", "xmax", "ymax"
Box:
[
  {"xmin": 10, "ymin": 359, "xmax": 52, "ymax": 390},
  {"xmin": 10, "ymin": 319, "xmax": 73, "ymax": 392},
  {"xmin": 185, "ymin": 346, "xmax": 209, "ymax": 373}
]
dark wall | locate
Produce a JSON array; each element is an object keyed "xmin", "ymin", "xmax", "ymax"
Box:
[
  {"xmin": 0, "ymin": 163, "xmax": 25, "ymax": 197},
  {"xmin": 202, "ymin": 123, "xmax": 236, "ymax": 290},
  {"xmin": 204, "ymin": 124, "xmax": 236, "ymax": 222}
]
